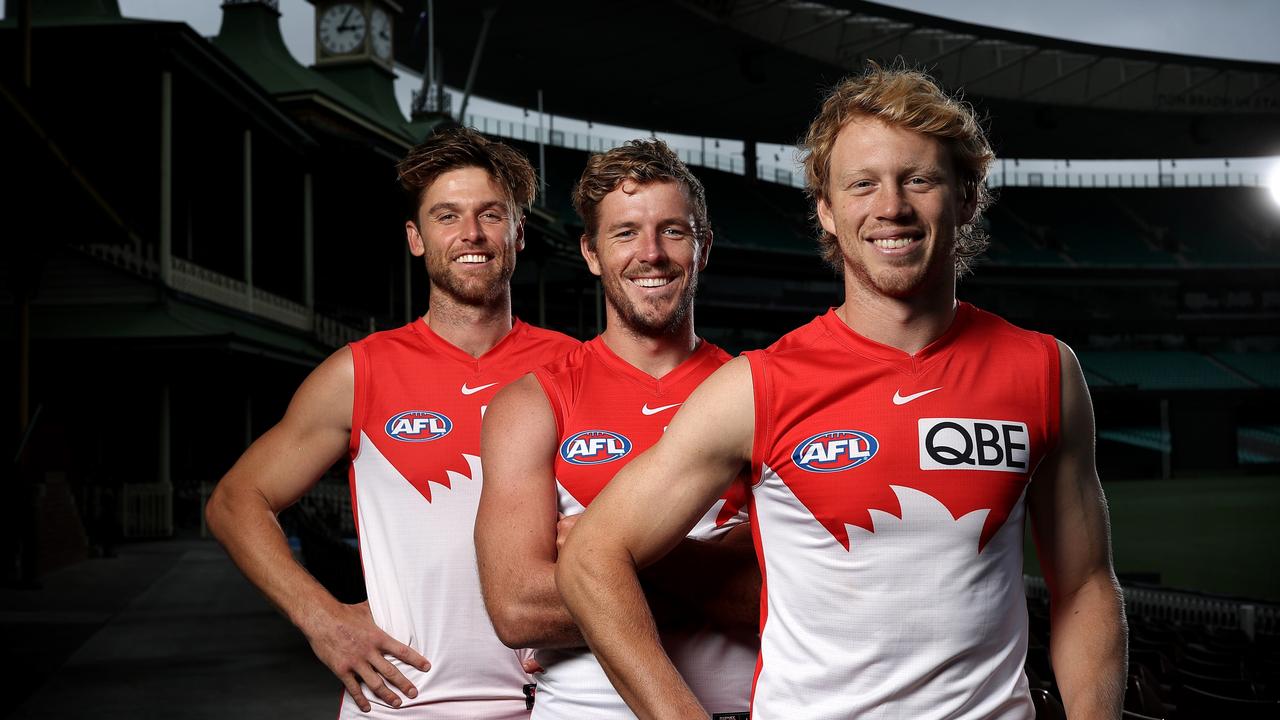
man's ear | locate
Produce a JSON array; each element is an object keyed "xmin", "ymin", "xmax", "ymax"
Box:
[
  {"xmin": 957, "ymin": 180, "xmax": 979, "ymax": 226},
  {"xmin": 406, "ymin": 219, "xmax": 425, "ymax": 257},
  {"xmin": 515, "ymin": 217, "xmax": 526, "ymax": 252},
  {"xmin": 697, "ymin": 229, "xmax": 713, "ymax": 271},
  {"xmin": 579, "ymin": 234, "xmax": 602, "ymax": 277},
  {"xmin": 816, "ymin": 196, "xmax": 837, "ymax": 237}
]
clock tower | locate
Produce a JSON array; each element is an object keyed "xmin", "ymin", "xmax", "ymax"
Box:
[
  {"xmin": 310, "ymin": 0, "xmax": 404, "ymax": 122},
  {"xmin": 314, "ymin": 0, "xmax": 399, "ymax": 70}
]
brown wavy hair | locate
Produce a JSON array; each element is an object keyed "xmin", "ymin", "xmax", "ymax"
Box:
[
  {"xmin": 801, "ymin": 62, "xmax": 995, "ymax": 275},
  {"xmin": 572, "ymin": 139, "xmax": 708, "ymax": 250},
  {"xmin": 396, "ymin": 127, "xmax": 537, "ymax": 219}
]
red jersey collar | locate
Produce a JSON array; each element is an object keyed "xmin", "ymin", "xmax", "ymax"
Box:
[
  {"xmin": 585, "ymin": 335, "xmax": 720, "ymax": 395},
  {"xmin": 818, "ymin": 301, "xmax": 975, "ymax": 370},
  {"xmin": 410, "ymin": 316, "xmax": 529, "ymax": 368}
]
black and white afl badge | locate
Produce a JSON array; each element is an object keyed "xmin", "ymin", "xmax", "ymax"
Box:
[
  {"xmin": 523, "ymin": 683, "xmax": 536, "ymax": 710},
  {"xmin": 712, "ymin": 713, "xmax": 750, "ymax": 720}
]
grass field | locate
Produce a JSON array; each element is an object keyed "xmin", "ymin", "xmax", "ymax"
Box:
[{"xmin": 1023, "ymin": 474, "xmax": 1280, "ymax": 602}]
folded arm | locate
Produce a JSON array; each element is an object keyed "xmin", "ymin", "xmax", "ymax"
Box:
[
  {"xmin": 557, "ymin": 357, "xmax": 756, "ymax": 719},
  {"xmin": 475, "ymin": 374, "xmax": 584, "ymax": 649}
]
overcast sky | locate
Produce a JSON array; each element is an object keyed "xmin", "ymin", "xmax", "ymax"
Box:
[
  {"xmin": 20, "ymin": 0, "xmax": 1275, "ymax": 176},
  {"xmin": 61, "ymin": 0, "xmax": 1280, "ymax": 66},
  {"xmin": 873, "ymin": 0, "xmax": 1280, "ymax": 64}
]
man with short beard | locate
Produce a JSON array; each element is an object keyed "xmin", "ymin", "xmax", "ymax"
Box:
[
  {"xmin": 557, "ymin": 66, "xmax": 1127, "ymax": 719},
  {"xmin": 207, "ymin": 128, "xmax": 578, "ymax": 719},
  {"xmin": 475, "ymin": 139, "xmax": 759, "ymax": 720}
]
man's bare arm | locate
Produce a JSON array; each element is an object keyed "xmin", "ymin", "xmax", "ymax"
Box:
[
  {"xmin": 557, "ymin": 357, "xmax": 756, "ymax": 719},
  {"xmin": 642, "ymin": 522, "xmax": 760, "ymax": 633},
  {"xmin": 1028, "ymin": 341, "xmax": 1128, "ymax": 719},
  {"xmin": 553, "ymin": 512, "xmax": 761, "ymax": 635},
  {"xmin": 205, "ymin": 348, "xmax": 429, "ymax": 712},
  {"xmin": 475, "ymin": 374, "xmax": 584, "ymax": 649}
]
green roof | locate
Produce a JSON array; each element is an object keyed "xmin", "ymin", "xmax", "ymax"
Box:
[
  {"xmin": 211, "ymin": 2, "xmax": 416, "ymax": 147},
  {"xmin": 29, "ymin": 298, "xmax": 331, "ymax": 365}
]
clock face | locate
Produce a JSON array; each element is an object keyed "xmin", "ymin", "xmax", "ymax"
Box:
[
  {"xmin": 318, "ymin": 2, "xmax": 367, "ymax": 56},
  {"xmin": 370, "ymin": 7, "xmax": 393, "ymax": 61}
]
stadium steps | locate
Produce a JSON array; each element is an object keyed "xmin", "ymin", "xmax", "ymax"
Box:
[
  {"xmin": 1077, "ymin": 351, "xmax": 1257, "ymax": 390},
  {"xmin": 1098, "ymin": 426, "xmax": 1169, "ymax": 453},
  {"xmin": 1214, "ymin": 352, "xmax": 1280, "ymax": 388},
  {"xmin": 1239, "ymin": 425, "xmax": 1280, "ymax": 465}
]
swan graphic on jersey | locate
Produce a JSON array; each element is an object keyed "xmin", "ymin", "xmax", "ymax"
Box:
[{"xmin": 778, "ymin": 417, "xmax": 1032, "ymax": 552}]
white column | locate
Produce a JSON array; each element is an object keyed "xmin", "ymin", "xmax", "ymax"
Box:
[
  {"xmin": 303, "ymin": 172, "xmax": 314, "ymax": 311},
  {"xmin": 244, "ymin": 392, "xmax": 254, "ymax": 450},
  {"xmin": 159, "ymin": 71, "xmax": 172, "ymax": 285},
  {"xmin": 159, "ymin": 384, "xmax": 172, "ymax": 486},
  {"xmin": 244, "ymin": 129, "xmax": 253, "ymax": 310}
]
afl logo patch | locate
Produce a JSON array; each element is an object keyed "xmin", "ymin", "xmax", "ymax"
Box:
[
  {"xmin": 385, "ymin": 410, "xmax": 453, "ymax": 442},
  {"xmin": 792, "ymin": 430, "xmax": 879, "ymax": 473},
  {"xmin": 560, "ymin": 430, "xmax": 632, "ymax": 465}
]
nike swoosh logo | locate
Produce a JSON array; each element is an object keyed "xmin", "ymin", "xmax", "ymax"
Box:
[
  {"xmin": 641, "ymin": 402, "xmax": 682, "ymax": 416},
  {"xmin": 893, "ymin": 387, "xmax": 942, "ymax": 405},
  {"xmin": 461, "ymin": 382, "xmax": 499, "ymax": 396}
]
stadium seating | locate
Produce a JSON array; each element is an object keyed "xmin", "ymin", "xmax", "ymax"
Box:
[
  {"xmin": 1077, "ymin": 351, "xmax": 1256, "ymax": 390},
  {"xmin": 1174, "ymin": 684, "xmax": 1280, "ymax": 718},
  {"xmin": 1216, "ymin": 353, "xmax": 1280, "ymax": 388},
  {"xmin": 1027, "ymin": 589, "xmax": 1280, "ymax": 719},
  {"xmin": 1031, "ymin": 687, "xmax": 1066, "ymax": 720}
]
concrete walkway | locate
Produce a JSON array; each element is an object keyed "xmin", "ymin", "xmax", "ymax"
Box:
[{"xmin": 3, "ymin": 538, "xmax": 337, "ymax": 719}]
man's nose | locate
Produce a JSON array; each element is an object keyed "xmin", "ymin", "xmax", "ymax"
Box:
[
  {"xmin": 875, "ymin": 186, "xmax": 912, "ymax": 221},
  {"xmin": 635, "ymin": 230, "xmax": 668, "ymax": 263}
]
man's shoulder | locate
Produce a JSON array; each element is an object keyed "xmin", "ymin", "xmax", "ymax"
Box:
[
  {"xmin": 531, "ymin": 338, "xmax": 592, "ymax": 391},
  {"xmin": 520, "ymin": 323, "xmax": 580, "ymax": 349},
  {"xmin": 751, "ymin": 311, "xmax": 835, "ymax": 360},
  {"xmin": 959, "ymin": 303, "xmax": 1055, "ymax": 350},
  {"xmin": 349, "ymin": 322, "xmax": 420, "ymax": 353},
  {"xmin": 513, "ymin": 321, "xmax": 581, "ymax": 359}
]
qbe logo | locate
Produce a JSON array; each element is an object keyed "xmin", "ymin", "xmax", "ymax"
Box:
[
  {"xmin": 791, "ymin": 430, "xmax": 879, "ymax": 473},
  {"xmin": 918, "ymin": 418, "xmax": 1029, "ymax": 473},
  {"xmin": 560, "ymin": 430, "xmax": 632, "ymax": 465},
  {"xmin": 385, "ymin": 410, "xmax": 453, "ymax": 442}
]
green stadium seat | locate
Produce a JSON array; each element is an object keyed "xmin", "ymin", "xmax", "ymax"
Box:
[
  {"xmin": 1077, "ymin": 351, "xmax": 1255, "ymax": 390},
  {"xmin": 1214, "ymin": 353, "xmax": 1280, "ymax": 388},
  {"xmin": 1173, "ymin": 684, "xmax": 1280, "ymax": 719}
]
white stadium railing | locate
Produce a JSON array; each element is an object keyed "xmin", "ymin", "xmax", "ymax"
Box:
[
  {"xmin": 1024, "ymin": 575, "xmax": 1280, "ymax": 639},
  {"xmin": 461, "ymin": 111, "xmax": 1279, "ymax": 193}
]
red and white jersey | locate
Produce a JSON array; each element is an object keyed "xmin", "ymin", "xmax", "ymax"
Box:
[
  {"xmin": 343, "ymin": 318, "xmax": 578, "ymax": 720},
  {"xmin": 743, "ymin": 303, "xmax": 1059, "ymax": 720},
  {"xmin": 529, "ymin": 337, "xmax": 756, "ymax": 720}
]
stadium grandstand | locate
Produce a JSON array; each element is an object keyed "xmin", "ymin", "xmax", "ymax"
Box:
[{"xmin": 2, "ymin": 0, "xmax": 1278, "ymax": 717}]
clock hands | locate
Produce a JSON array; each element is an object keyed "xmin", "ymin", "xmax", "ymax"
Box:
[{"xmin": 338, "ymin": 6, "xmax": 359, "ymax": 33}]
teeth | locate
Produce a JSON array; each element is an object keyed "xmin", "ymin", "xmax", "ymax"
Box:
[
  {"xmin": 873, "ymin": 237, "xmax": 915, "ymax": 249},
  {"xmin": 631, "ymin": 277, "xmax": 672, "ymax": 288},
  {"xmin": 456, "ymin": 254, "xmax": 490, "ymax": 263}
]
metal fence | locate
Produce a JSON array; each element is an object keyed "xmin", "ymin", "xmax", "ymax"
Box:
[{"xmin": 1024, "ymin": 575, "xmax": 1280, "ymax": 639}]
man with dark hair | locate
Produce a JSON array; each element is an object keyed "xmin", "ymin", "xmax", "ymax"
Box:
[
  {"xmin": 475, "ymin": 139, "xmax": 758, "ymax": 719},
  {"xmin": 557, "ymin": 66, "xmax": 1127, "ymax": 719},
  {"xmin": 207, "ymin": 127, "xmax": 578, "ymax": 719}
]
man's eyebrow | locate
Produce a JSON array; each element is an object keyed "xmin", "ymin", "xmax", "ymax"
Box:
[
  {"xmin": 426, "ymin": 202, "xmax": 460, "ymax": 215},
  {"xmin": 657, "ymin": 217, "xmax": 693, "ymax": 227},
  {"xmin": 603, "ymin": 220, "xmax": 640, "ymax": 233},
  {"xmin": 425, "ymin": 200, "xmax": 509, "ymax": 215}
]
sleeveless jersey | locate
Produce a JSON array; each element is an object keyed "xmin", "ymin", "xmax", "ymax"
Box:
[
  {"xmin": 743, "ymin": 303, "xmax": 1060, "ymax": 720},
  {"xmin": 529, "ymin": 337, "xmax": 757, "ymax": 720},
  {"xmin": 343, "ymin": 318, "xmax": 578, "ymax": 720}
]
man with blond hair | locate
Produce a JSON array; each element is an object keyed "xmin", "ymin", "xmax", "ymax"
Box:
[
  {"xmin": 557, "ymin": 65, "xmax": 1127, "ymax": 719},
  {"xmin": 207, "ymin": 127, "xmax": 578, "ymax": 719},
  {"xmin": 476, "ymin": 139, "xmax": 758, "ymax": 719}
]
